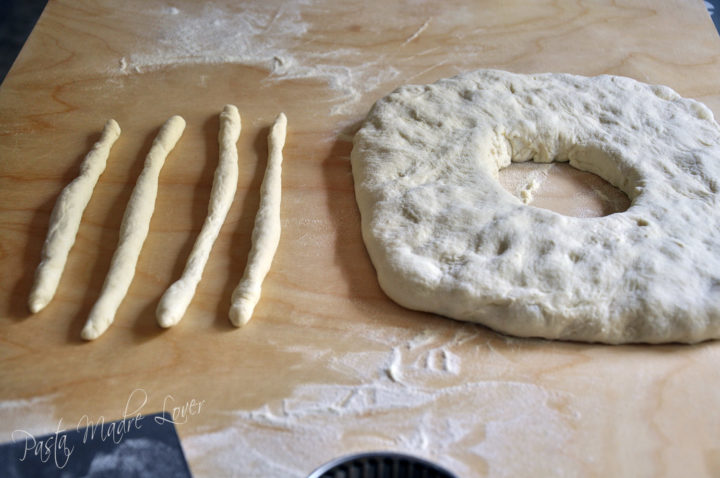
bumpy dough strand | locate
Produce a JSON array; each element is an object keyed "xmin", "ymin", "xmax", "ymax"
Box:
[
  {"xmin": 81, "ymin": 115, "xmax": 185, "ymax": 340},
  {"xmin": 157, "ymin": 105, "xmax": 241, "ymax": 328},
  {"xmin": 28, "ymin": 120, "xmax": 121, "ymax": 314},
  {"xmin": 229, "ymin": 113, "xmax": 286, "ymax": 327}
]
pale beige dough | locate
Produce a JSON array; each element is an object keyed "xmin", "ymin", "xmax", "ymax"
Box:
[
  {"xmin": 230, "ymin": 113, "xmax": 286, "ymax": 327},
  {"xmin": 157, "ymin": 105, "xmax": 241, "ymax": 328},
  {"xmin": 82, "ymin": 115, "xmax": 185, "ymax": 340},
  {"xmin": 351, "ymin": 70, "xmax": 720, "ymax": 344},
  {"xmin": 28, "ymin": 120, "xmax": 121, "ymax": 314}
]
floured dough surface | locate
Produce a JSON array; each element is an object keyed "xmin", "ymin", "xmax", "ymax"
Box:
[{"xmin": 351, "ymin": 69, "xmax": 720, "ymax": 344}]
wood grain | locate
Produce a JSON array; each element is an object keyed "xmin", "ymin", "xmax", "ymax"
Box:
[{"xmin": 2, "ymin": 0, "xmax": 720, "ymax": 476}]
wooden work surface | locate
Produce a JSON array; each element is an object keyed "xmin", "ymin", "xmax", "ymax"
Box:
[{"xmin": 2, "ymin": 0, "xmax": 720, "ymax": 476}]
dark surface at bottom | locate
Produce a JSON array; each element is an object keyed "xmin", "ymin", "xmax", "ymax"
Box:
[{"xmin": 0, "ymin": 412, "xmax": 192, "ymax": 478}]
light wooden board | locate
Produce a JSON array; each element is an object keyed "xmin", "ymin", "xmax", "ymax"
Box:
[{"xmin": 2, "ymin": 0, "xmax": 720, "ymax": 476}]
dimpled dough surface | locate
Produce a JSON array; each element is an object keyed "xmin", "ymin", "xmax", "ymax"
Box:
[{"xmin": 351, "ymin": 69, "xmax": 720, "ymax": 344}]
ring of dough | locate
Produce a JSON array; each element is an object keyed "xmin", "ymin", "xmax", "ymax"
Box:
[{"xmin": 351, "ymin": 70, "xmax": 720, "ymax": 344}]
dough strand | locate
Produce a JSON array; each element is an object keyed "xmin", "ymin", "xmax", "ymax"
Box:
[
  {"xmin": 28, "ymin": 119, "xmax": 121, "ymax": 314},
  {"xmin": 81, "ymin": 115, "xmax": 185, "ymax": 340},
  {"xmin": 157, "ymin": 105, "xmax": 241, "ymax": 328},
  {"xmin": 229, "ymin": 113, "xmax": 286, "ymax": 327}
]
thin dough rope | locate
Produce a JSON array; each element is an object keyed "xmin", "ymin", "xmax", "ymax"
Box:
[
  {"xmin": 229, "ymin": 113, "xmax": 287, "ymax": 327},
  {"xmin": 28, "ymin": 120, "xmax": 121, "ymax": 314},
  {"xmin": 81, "ymin": 115, "xmax": 186, "ymax": 340},
  {"xmin": 157, "ymin": 105, "xmax": 241, "ymax": 328}
]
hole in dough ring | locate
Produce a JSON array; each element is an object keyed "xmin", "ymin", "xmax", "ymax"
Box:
[{"xmin": 351, "ymin": 69, "xmax": 720, "ymax": 344}]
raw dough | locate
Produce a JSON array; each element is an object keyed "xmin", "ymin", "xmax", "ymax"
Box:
[
  {"xmin": 157, "ymin": 105, "xmax": 241, "ymax": 328},
  {"xmin": 351, "ymin": 70, "xmax": 720, "ymax": 344},
  {"xmin": 28, "ymin": 119, "xmax": 121, "ymax": 313},
  {"xmin": 82, "ymin": 115, "xmax": 186, "ymax": 340},
  {"xmin": 230, "ymin": 113, "xmax": 286, "ymax": 327}
]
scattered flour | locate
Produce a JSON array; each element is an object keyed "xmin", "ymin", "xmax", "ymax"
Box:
[
  {"xmin": 423, "ymin": 348, "xmax": 461, "ymax": 374},
  {"xmin": 401, "ymin": 18, "xmax": 432, "ymax": 46},
  {"xmin": 0, "ymin": 394, "xmax": 58, "ymax": 439},
  {"xmin": 385, "ymin": 347, "xmax": 404, "ymax": 382},
  {"xmin": 498, "ymin": 162, "xmax": 554, "ymax": 204},
  {"xmin": 184, "ymin": 328, "xmax": 583, "ymax": 477},
  {"xmin": 407, "ymin": 328, "xmax": 437, "ymax": 350},
  {"xmin": 184, "ymin": 378, "xmax": 581, "ymax": 477},
  {"xmin": 114, "ymin": 1, "xmax": 401, "ymax": 115}
]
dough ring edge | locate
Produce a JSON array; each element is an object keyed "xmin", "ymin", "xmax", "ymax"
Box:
[{"xmin": 351, "ymin": 69, "xmax": 720, "ymax": 344}]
